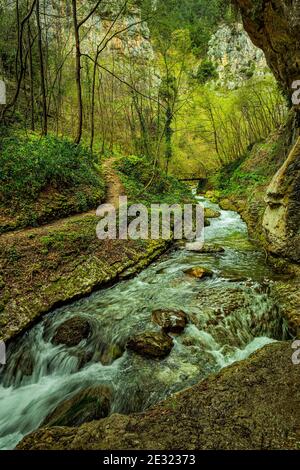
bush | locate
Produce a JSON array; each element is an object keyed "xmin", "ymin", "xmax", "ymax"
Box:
[
  {"xmin": 0, "ymin": 134, "xmax": 101, "ymax": 203},
  {"xmin": 195, "ymin": 59, "xmax": 218, "ymax": 84}
]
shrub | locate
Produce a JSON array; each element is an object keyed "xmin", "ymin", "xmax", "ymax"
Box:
[
  {"xmin": 0, "ymin": 134, "xmax": 101, "ymax": 204},
  {"xmin": 195, "ymin": 59, "xmax": 218, "ymax": 84}
]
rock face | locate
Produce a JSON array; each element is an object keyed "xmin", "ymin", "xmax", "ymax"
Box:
[
  {"xmin": 52, "ymin": 317, "xmax": 91, "ymax": 347},
  {"xmin": 43, "ymin": 386, "xmax": 112, "ymax": 427},
  {"xmin": 151, "ymin": 309, "xmax": 188, "ymax": 334},
  {"xmin": 233, "ymin": 0, "xmax": 300, "ymax": 103},
  {"xmin": 17, "ymin": 342, "xmax": 300, "ymax": 450},
  {"xmin": 233, "ymin": 0, "xmax": 300, "ymax": 263},
  {"xmin": 263, "ymin": 137, "xmax": 300, "ymax": 262},
  {"xmin": 208, "ymin": 23, "xmax": 268, "ymax": 89},
  {"xmin": 127, "ymin": 331, "xmax": 174, "ymax": 359}
]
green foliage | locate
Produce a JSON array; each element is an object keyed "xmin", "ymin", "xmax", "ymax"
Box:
[
  {"xmin": 145, "ymin": 0, "xmax": 232, "ymax": 56},
  {"xmin": 194, "ymin": 59, "xmax": 218, "ymax": 84},
  {"xmin": 0, "ymin": 134, "xmax": 102, "ymax": 203},
  {"xmin": 115, "ymin": 155, "xmax": 194, "ymax": 206}
]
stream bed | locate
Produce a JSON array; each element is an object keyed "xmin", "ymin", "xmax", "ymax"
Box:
[{"xmin": 0, "ymin": 197, "xmax": 288, "ymax": 449}]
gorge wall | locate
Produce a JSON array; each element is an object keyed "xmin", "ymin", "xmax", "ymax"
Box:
[{"xmin": 233, "ymin": 0, "xmax": 300, "ymax": 263}]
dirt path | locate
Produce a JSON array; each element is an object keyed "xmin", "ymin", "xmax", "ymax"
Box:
[{"xmin": 102, "ymin": 158, "xmax": 125, "ymax": 207}]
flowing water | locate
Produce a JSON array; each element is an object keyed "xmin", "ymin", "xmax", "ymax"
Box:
[{"xmin": 0, "ymin": 197, "xmax": 288, "ymax": 449}]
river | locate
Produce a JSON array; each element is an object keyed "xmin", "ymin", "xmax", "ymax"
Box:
[{"xmin": 0, "ymin": 196, "xmax": 288, "ymax": 449}]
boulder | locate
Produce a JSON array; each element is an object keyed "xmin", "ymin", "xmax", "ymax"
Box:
[
  {"xmin": 43, "ymin": 385, "xmax": 112, "ymax": 427},
  {"xmin": 52, "ymin": 317, "xmax": 91, "ymax": 347},
  {"xmin": 204, "ymin": 208, "xmax": 221, "ymax": 219},
  {"xmin": 152, "ymin": 309, "xmax": 188, "ymax": 334},
  {"xmin": 219, "ymin": 198, "xmax": 237, "ymax": 211},
  {"xmin": 184, "ymin": 266, "xmax": 213, "ymax": 279},
  {"xmin": 127, "ymin": 331, "xmax": 173, "ymax": 359}
]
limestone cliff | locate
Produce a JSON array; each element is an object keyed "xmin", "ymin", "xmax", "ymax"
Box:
[
  {"xmin": 207, "ymin": 22, "xmax": 268, "ymax": 89},
  {"xmin": 233, "ymin": 0, "xmax": 300, "ymax": 262}
]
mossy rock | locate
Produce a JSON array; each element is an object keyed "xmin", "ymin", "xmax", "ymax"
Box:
[
  {"xmin": 51, "ymin": 317, "xmax": 91, "ymax": 347},
  {"xmin": 151, "ymin": 309, "xmax": 188, "ymax": 334},
  {"xmin": 43, "ymin": 385, "xmax": 112, "ymax": 427},
  {"xmin": 127, "ymin": 331, "xmax": 174, "ymax": 359},
  {"xmin": 184, "ymin": 266, "xmax": 214, "ymax": 279}
]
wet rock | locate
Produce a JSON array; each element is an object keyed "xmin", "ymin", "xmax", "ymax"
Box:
[
  {"xmin": 127, "ymin": 331, "xmax": 174, "ymax": 359},
  {"xmin": 98, "ymin": 343, "xmax": 125, "ymax": 365},
  {"xmin": 52, "ymin": 317, "xmax": 91, "ymax": 347},
  {"xmin": 43, "ymin": 385, "xmax": 112, "ymax": 427},
  {"xmin": 184, "ymin": 266, "xmax": 213, "ymax": 279},
  {"xmin": 204, "ymin": 208, "xmax": 221, "ymax": 219},
  {"xmin": 186, "ymin": 244, "xmax": 225, "ymax": 254},
  {"xmin": 152, "ymin": 309, "xmax": 188, "ymax": 334},
  {"xmin": 219, "ymin": 198, "xmax": 237, "ymax": 211}
]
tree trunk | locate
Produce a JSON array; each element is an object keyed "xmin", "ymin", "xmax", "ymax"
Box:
[
  {"xmin": 72, "ymin": 0, "xmax": 83, "ymax": 145},
  {"xmin": 36, "ymin": 0, "xmax": 47, "ymax": 135}
]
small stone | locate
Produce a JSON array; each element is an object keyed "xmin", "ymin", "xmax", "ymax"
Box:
[
  {"xmin": 204, "ymin": 208, "xmax": 221, "ymax": 218},
  {"xmin": 152, "ymin": 309, "xmax": 188, "ymax": 334},
  {"xmin": 184, "ymin": 266, "xmax": 213, "ymax": 279}
]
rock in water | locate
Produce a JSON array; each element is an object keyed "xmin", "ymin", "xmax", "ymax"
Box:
[
  {"xmin": 127, "ymin": 331, "xmax": 173, "ymax": 358},
  {"xmin": 186, "ymin": 244, "xmax": 225, "ymax": 254},
  {"xmin": 152, "ymin": 309, "xmax": 188, "ymax": 334},
  {"xmin": 52, "ymin": 316, "xmax": 91, "ymax": 347},
  {"xmin": 219, "ymin": 198, "xmax": 237, "ymax": 211},
  {"xmin": 204, "ymin": 208, "xmax": 221, "ymax": 219},
  {"xmin": 184, "ymin": 267, "xmax": 213, "ymax": 279},
  {"xmin": 43, "ymin": 385, "xmax": 112, "ymax": 427}
]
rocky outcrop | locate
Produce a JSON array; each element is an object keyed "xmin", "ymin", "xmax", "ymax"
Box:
[
  {"xmin": 208, "ymin": 23, "xmax": 268, "ymax": 89},
  {"xmin": 233, "ymin": 1, "xmax": 300, "ymax": 104},
  {"xmin": 17, "ymin": 341, "xmax": 300, "ymax": 450},
  {"xmin": 263, "ymin": 137, "xmax": 300, "ymax": 262},
  {"xmin": 233, "ymin": 1, "xmax": 300, "ymax": 263}
]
